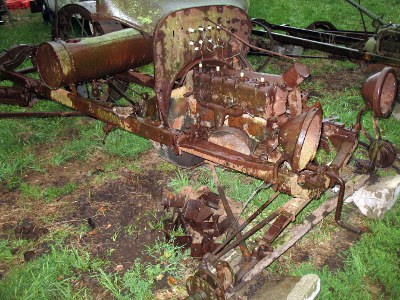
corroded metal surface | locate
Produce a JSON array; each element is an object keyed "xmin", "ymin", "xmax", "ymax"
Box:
[
  {"xmin": 361, "ymin": 67, "xmax": 398, "ymax": 118},
  {"xmin": 163, "ymin": 186, "xmax": 241, "ymax": 258},
  {"xmin": 250, "ymin": 0, "xmax": 400, "ymax": 70},
  {"xmin": 95, "ymin": 0, "xmax": 250, "ymax": 34},
  {"xmin": 153, "ymin": 5, "xmax": 251, "ymax": 123},
  {"xmin": 37, "ymin": 28, "xmax": 152, "ymax": 89},
  {"xmin": 49, "ymin": 88, "xmax": 177, "ymax": 145},
  {"xmin": 1, "ymin": 3, "xmax": 399, "ymax": 299}
]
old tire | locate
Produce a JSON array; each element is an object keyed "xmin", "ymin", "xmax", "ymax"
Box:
[{"xmin": 153, "ymin": 143, "xmax": 204, "ymax": 168}]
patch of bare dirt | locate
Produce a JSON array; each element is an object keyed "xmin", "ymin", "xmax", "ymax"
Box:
[
  {"xmin": 70, "ymin": 155, "xmax": 169, "ymax": 269},
  {"xmin": 0, "ymin": 149, "xmax": 178, "ymax": 293}
]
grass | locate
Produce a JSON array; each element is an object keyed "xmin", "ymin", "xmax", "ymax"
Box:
[
  {"xmin": 291, "ymin": 199, "xmax": 400, "ymax": 299},
  {"xmin": 0, "ymin": 102, "xmax": 75, "ymax": 187},
  {"xmin": 249, "ymin": 0, "xmax": 399, "ymax": 31},
  {"xmin": 1, "ymin": 1, "xmax": 400, "ymax": 300},
  {"xmin": 0, "ymin": 15, "xmax": 150, "ymax": 187},
  {"xmin": 0, "ymin": 13, "xmax": 50, "ymax": 47},
  {"xmin": 19, "ymin": 182, "xmax": 76, "ymax": 202},
  {"xmin": 97, "ymin": 240, "xmax": 190, "ymax": 300},
  {"xmin": 0, "ymin": 246, "xmax": 105, "ymax": 300},
  {"xmin": 0, "ymin": 241, "xmax": 13, "ymax": 262}
]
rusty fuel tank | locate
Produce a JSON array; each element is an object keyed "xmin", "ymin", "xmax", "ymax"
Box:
[{"xmin": 36, "ymin": 28, "xmax": 153, "ymax": 89}]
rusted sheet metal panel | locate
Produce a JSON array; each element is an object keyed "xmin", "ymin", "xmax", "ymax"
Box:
[
  {"xmin": 95, "ymin": 0, "xmax": 250, "ymax": 34},
  {"xmin": 153, "ymin": 5, "xmax": 251, "ymax": 123},
  {"xmin": 36, "ymin": 28, "xmax": 153, "ymax": 89},
  {"xmin": 361, "ymin": 67, "xmax": 398, "ymax": 118},
  {"xmin": 322, "ymin": 122, "xmax": 359, "ymax": 171}
]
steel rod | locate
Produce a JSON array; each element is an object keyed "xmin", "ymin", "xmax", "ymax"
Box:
[
  {"xmin": 215, "ymin": 207, "xmax": 282, "ymax": 259},
  {"xmin": 345, "ymin": 0, "xmax": 385, "ymax": 26},
  {"xmin": 209, "ymin": 163, "xmax": 251, "ymax": 258},
  {"xmin": 210, "ymin": 190, "xmax": 280, "ymax": 259},
  {"xmin": 0, "ymin": 111, "xmax": 85, "ymax": 118}
]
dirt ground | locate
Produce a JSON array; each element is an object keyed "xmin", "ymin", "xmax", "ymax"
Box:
[{"xmin": 0, "ymin": 149, "xmax": 181, "ymax": 294}]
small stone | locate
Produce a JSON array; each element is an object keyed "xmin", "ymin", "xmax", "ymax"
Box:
[
  {"xmin": 115, "ymin": 264, "xmax": 124, "ymax": 271},
  {"xmin": 287, "ymin": 274, "xmax": 320, "ymax": 300},
  {"xmin": 155, "ymin": 274, "xmax": 164, "ymax": 281},
  {"xmin": 250, "ymin": 274, "xmax": 320, "ymax": 300},
  {"xmin": 346, "ymin": 175, "xmax": 400, "ymax": 219}
]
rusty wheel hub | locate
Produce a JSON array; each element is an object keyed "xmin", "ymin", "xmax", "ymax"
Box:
[
  {"xmin": 186, "ymin": 268, "xmax": 230, "ymax": 300},
  {"xmin": 369, "ymin": 139, "xmax": 396, "ymax": 168}
]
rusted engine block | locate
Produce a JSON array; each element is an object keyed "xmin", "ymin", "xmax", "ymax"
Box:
[{"xmin": 0, "ymin": 0, "xmax": 398, "ymax": 299}]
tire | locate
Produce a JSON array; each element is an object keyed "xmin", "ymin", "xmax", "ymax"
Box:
[{"xmin": 153, "ymin": 142, "xmax": 204, "ymax": 168}]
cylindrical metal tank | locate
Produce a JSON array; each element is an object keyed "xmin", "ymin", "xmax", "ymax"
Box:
[{"xmin": 36, "ymin": 28, "xmax": 153, "ymax": 89}]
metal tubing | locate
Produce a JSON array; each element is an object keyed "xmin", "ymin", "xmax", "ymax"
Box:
[
  {"xmin": 48, "ymin": 88, "xmax": 177, "ymax": 146},
  {"xmin": 211, "ymin": 191, "xmax": 280, "ymax": 258},
  {"xmin": 252, "ymin": 30, "xmax": 400, "ymax": 67},
  {"xmin": 209, "ymin": 163, "xmax": 251, "ymax": 259},
  {"xmin": 315, "ymin": 167, "xmax": 363, "ymax": 235},
  {"xmin": 345, "ymin": 0, "xmax": 385, "ymax": 26},
  {"xmin": 215, "ymin": 208, "xmax": 283, "ymax": 259},
  {"xmin": 0, "ymin": 111, "xmax": 84, "ymax": 118},
  {"xmin": 328, "ymin": 171, "xmax": 363, "ymax": 234},
  {"xmin": 36, "ymin": 28, "xmax": 153, "ymax": 89},
  {"xmin": 252, "ymin": 18, "xmax": 367, "ymax": 46},
  {"xmin": 212, "ymin": 191, "xmax": 281, "ymax": 260}
]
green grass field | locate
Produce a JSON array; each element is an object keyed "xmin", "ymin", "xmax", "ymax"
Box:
[{"xmin": 0, "ymin": 1, "xmax": 399, "ymax": 299}]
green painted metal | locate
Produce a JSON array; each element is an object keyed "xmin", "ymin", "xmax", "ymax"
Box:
[{"xmin": 96, "ymin": 0, "xmax": 250, "ymax": 34}]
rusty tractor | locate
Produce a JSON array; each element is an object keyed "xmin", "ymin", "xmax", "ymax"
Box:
[{"xmin": 0, "ymin": 0, "xmax": 398, "ymax": 298}]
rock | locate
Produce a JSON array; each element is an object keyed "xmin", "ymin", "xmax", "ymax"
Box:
[
  {"xmin": 250, "ymin": 274, "xmax": 320, "ymax": 300},
  {"xmin": 346, "ymin": 175, "xmax": 400, "ymax": 219},
  {"xmin": 287, "ymin": 274, "xmax": 320, "ymax": 300}
]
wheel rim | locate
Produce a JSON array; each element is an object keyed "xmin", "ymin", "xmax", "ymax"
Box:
[{"xmin": 53, "ymin": 5, "xmax": 102, "ymax": 40}]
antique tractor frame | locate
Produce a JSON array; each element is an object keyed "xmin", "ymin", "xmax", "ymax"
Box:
[
  {"xmin": 0, "ymin": 1, "xmax": 398, "ymax": 299},
  {"xmin": 250, "ymin": 0, "xmax": 400, "ymax": 72}
]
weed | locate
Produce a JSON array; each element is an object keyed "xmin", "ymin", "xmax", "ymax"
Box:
[
  {"xmin": 145, "ymin": 239, "xmax": 190, "ymax": 279},
  {"xmin": 98, "ymin": 239, "xmax": 190, "ymax": 299},
  {"xmin": 104, "ymin": 128, "xmax": 150, "ymax": 157},
  {"xmin": 168, "ymin": 170, "xmax": 191, "ymax": 192},
  {"xmin": 106, "ymin": 248, "xmax": 116, "ymax": 258},
  {"xmin": 124, "ymin": 224, "xmax": 137, "ymax": 236},
  {"xmin": 146, "ymin": 211, "xmax": 164, "ymax": 231},
  {"xmin": 123, "ymin": 262, "xmax": 156, "ymax": 299},
  {"xmin": 288, "ymin": 200, "xmax": 400, "ymax": 299},
  {"xmin": 97, "ymin": 268, "xmax": 124, "ymax": 299},
  {"xmin": 0, "ymin": 240, "xmax": 13, "ymax": 262},
  {"xmin": 0, "ymin": 246, "xmax": 104, "ymax": 300},
  {"xmin": 127, "ymin": 161, "xmax": 141, "ymax": 173},
  {"xmin": 42, "ymin": 225, "xmax": 74, "ymax": 246},
  {"xmin": 77, "ymin": 223, "xmax": 92, "ymax": 239},
  {"xmin": 155, "ymin": 161, "xmax": 178, "ymax": 172},
  {"xmin": 111, "ymin": 229, "xmax": 121, "ymax": 242},
  {"xmin": 19, "ymin": 182, "xmax": 76, "ymax": 202}
]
